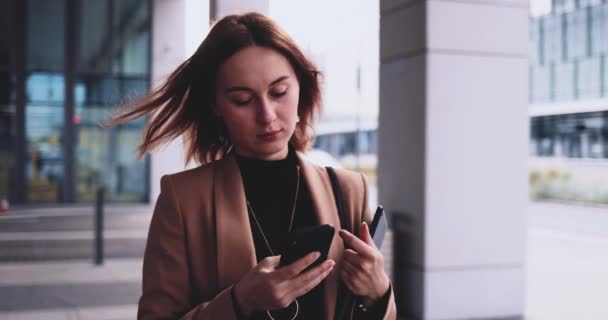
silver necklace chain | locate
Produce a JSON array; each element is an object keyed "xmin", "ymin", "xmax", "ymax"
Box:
[
  {"xmin": 246, "ymin": 165, "xmax": 300, "ymax": 256},
  {"xmin": 245, "ymin": 165, "xmax": 301, "ymax": 320}
]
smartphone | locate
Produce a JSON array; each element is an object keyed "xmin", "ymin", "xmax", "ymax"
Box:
[
  {"xmin": 369, "ymin": 205, "xmax": 387, "ymax": 248},
  {"xmin": 279, "ymin": 224, "xmax": 335, "ymax": 272}
]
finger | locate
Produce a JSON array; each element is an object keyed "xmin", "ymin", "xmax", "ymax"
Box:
[
  {"xmin": 290, "ymin": 259, "xmax": 334, "ymax": 286},
  {"xmin": 289, "ymin": 260, "xmax": 334, "ymax": 298},
  {"xmin": 343, "ymin": 248, "xmax": 362, "ymax": 265},
  {"xmin": 276, "ymin": 251, "xmax": 320, "ymax": 279},
  {"xmin": 344, "ymin": 248, "xmax": 378, "ymax": 273},
  {"xmin": 360, "ymin": 222, "xmax": 377, "ymax": 248},
  {"xmin": 338, "ymin": 229, "xmax": 375, "ymax": 258},
  {"xmin": 291, "ymin": 267, "xmax": 331, "ymax": 299}
]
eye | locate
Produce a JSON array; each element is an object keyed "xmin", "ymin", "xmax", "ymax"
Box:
[
  {"xmin": 270, "ymin": 88, "xmax": 288, "ymax": 98},
  {"xmin": 230, "ymin": 94, "xmax": 253, "ymax": 106},
  {"xmin": 233, "ymin": 98, "xmax": 253, "ymax": 106}
]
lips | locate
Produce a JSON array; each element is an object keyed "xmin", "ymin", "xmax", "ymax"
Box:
[{"xmin": 258, "ymin": 129, "xmax": 281, "ymax": 139}]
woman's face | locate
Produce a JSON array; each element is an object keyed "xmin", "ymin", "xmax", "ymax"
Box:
[{"xmin": 215, "ymin": 46, "xmax": 300, "ymax": 160}]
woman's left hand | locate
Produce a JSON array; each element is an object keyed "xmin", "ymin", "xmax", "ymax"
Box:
[{"xmin": 338, "ymin": 222, "xmax": 390, "ymax": 306}]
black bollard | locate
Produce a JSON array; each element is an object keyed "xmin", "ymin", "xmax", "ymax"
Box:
[{"xmin": 94, "ymin": 187, "xmax": 104, "ymax": 265}]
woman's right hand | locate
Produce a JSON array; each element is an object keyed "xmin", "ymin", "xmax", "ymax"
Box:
[{"xmin": 233, "ymin": 251, "xmax": 335, "ymax": 316}]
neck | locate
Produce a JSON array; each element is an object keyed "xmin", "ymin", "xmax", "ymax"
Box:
[{"xmin": 234, "ymin": 146, "xmax": 291, "ymax": 161}]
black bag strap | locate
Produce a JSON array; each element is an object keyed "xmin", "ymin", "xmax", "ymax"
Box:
[
  {"xmin": 326, "ymin": 167, "xmax": 348, "ymax": 231},
  {"xmin": 326, "ymin": 167, "xmax": 355, "ymax": 320}
]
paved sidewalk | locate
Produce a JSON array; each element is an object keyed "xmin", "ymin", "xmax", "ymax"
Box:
[
  {"xmin": 0, "ymin": 205, "xmax": 150, "ymax": 262},
  {"xmin": 0, "ymin": 259, "xmax": 142, "ymax": 320},
  {"xmin": 0, "ymin": 305, "xmax": 138, "ymax": 320},
  {"xmin": 525, "ymin": 202, "xmax": 608, "ymax": 320},
  {"xmin": 1, "ymin": 202, "xmax": 606, "ymax": 319},
  {"xmin": 0, "ymin": 259, "xmax": 142, "ymax": 286}
]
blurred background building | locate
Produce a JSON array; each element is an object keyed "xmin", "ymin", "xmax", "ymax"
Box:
[
  {"xmin": 4, "ymin": 0, "xmax": 608, "ymax": 207},
  {"xmin": 0, "ymin": 0, "xmax": 379, "ymax": 205},
  {"xmin": 0, "ymin": 0, "xmax": 151, "ymax": 205},
  {"xmin": 528, "ymin": 0, "xmax": 608, "ymax": 204}
]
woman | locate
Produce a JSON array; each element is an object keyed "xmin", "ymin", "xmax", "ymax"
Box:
[{"xmin": 108, "ymin": 12, "xmax": 397, "ymax": 320}]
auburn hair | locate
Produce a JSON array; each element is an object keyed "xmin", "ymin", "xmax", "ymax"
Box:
[{"xmin": 106, "ymin": 12, "xmax": 322, "ymax": 165}]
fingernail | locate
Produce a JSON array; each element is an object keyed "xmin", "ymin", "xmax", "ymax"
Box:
[{"xmin": 312, "ymin": 251, "xmax": 320, "ymax": 259}]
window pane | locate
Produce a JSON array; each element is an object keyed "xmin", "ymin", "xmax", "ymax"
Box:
[
  {"xmin": 532, "ymin": 65, "xmax": 552, "ymax": 103},
  {"xmin": 25, "ymin": 0, "xmax": 65, "ymax": 202},
  {"xmin": 554, "ymin": 61, "xmax": 575, "ymax": 101},
  {"xmin": 79, "ymin": 0, "xmax": 111, "ymax": 73},
  {"xmin": 27, "ymin": 0, "xmax": 64, "ymax": 71},
  {"xmin": 553, "ymin": 0, "xmax": 576, "ymax": 13},
  {"xmin": 76, "ymin": 0, "xmax": 150, "ymax": 203},
  {"xmin": 75, "ymin": 75, "xmax": 148, "ymax": 203},
  {"xmin": 113, "ymin": 0, "xmax": 150, "ymax": 76},
  {"xmin": 544, "ymin": 16, "xmax": 564, "ymax": 64},
  {"xmin": 564, "ymin": 11, "xmax": 588, "ymax": 60},
  {"xmin": 591, "ymin": 4, "xmax": 606, "ymax": 55},
  {"xmin": 603, "ymin": 4, "xmax": 608, "ymax": 54},
  {"xmin": 534, "ymin": 112, "xmax": 607, "ymax": 159},
  {"xmin": 577, "ymin": 56, "xmax": 601, "ymax": 99},
  {"xmin": 530, "ymin": 18, "xmax": 542, "ymax": 65}
]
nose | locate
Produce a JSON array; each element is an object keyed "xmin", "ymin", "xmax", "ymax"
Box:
[{"xmin": 256, "ymin": 97, "xmax": 277, "ymax": 125}]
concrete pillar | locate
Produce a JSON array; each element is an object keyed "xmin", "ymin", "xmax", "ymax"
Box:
[
  {"xmin": 378, "ymin": 1, "xmax": 529, "ymax": 319},
  {"xmin": 150, "ymin": 0, "xmax": 208, "ymax": 202},
  {"xmin": 212, "ymin": 0, "xmax": 269, "ymax": 18}
]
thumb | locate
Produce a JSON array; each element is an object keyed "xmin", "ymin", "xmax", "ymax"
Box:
[
  {"xmin": 360, "ymin": 222, "xmax": 376, "ymax": 247},
  {"xmin": 260, "ymin": 255, "xmax": 282, "ymax": 268}
]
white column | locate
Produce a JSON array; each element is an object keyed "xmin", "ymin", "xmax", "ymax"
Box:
[
  {"xmin": 150, "ymin": 0, "xmax": 209, "ymax": 202},
  {"xmin": 378, "ymin": 1, "xmax": 529, "ymax": 319},
  {"xmin": 213, "ymin": 0, "xmax": 269, "ymax": 18}
]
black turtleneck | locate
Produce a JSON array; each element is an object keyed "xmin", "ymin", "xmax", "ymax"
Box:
[{"xmin": 235, "ymin": 147, "xmax": 325, "ymax": 319}]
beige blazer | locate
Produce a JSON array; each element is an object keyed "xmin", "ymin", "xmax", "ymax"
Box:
[{"xmin": 138, "ymin": 152, "xmax": 397, "ymax": 320}]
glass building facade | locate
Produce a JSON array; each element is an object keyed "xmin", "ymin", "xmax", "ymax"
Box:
[
  {"xmin": 530, "ymin": 0, "xmax": 608, "ymax": 158},
  {"xmin": 0, "ymin": 0, "xmax": 151, "ymax": 204},
  {"xmin": 314, "ymin": 129, "xmax": 378, "ymax": 159},
  {"xmin": 530, "ymin": 111, "xmax": 608, "ymax": 157}
]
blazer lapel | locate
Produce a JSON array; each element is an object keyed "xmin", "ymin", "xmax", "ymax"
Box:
[
  {"xmin": 297, "ymin": 153, "xmax": 344, "ymax": 320},
  {"xmin": 214, "ymin": 155, "xmax": 257, "ymax": 291}
]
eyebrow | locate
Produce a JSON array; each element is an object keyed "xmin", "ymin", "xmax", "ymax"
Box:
[{"xmin": 225, "ymin": 76, "xmax": 290, "ymax": 93}]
